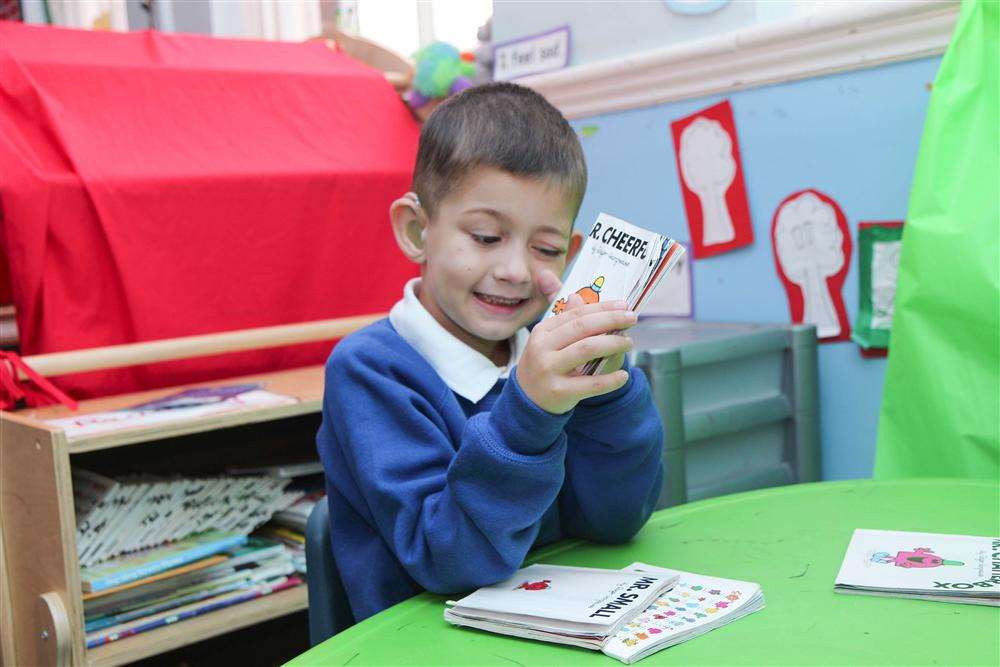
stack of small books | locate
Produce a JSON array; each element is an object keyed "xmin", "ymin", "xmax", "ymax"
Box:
[
  {"xmin": 82, "ymin": 535, "xmax": 301, "ymax": 648},
  {"xmin": 73, "ymin": 468, "xmax": 302, "ymax": 567},
  {"xmin": 445, "ymin": 562, "xmax": 764, "ymax": 664}
]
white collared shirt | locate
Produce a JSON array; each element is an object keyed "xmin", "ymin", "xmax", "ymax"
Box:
[{"xmin": 389, "ymin": 278, "xmax": 529, "ymax": 403}]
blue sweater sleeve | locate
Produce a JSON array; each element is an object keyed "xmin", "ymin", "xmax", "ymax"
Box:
[
  {"xmin": 320, "ymin": 347, "xmax": 570, "ymax": 595},
  {"xmin": 559, "ymin": 362, "xmax": 665, "ymax": 544}
]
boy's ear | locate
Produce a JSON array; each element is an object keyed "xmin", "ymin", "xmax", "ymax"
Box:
[
  {"xmin": 566, "ymin": 231, "xmax": 584, "ymax": 266},
  {"xmin": 390, "ymin": 193, "xmax": 427, "ymax": 264}
]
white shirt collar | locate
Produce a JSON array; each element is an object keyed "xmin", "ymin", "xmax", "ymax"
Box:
[{"xmin": 389, "ymin": 278, "xmax": 529, "ymax": 403}]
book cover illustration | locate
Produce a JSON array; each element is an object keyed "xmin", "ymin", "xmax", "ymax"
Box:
[
  {"xmin": 545, "ymin": 213, "xmax": 685, "ymax": 375},
  {"xmin": 835, "ymin": 529, "xmax": 999, "ymax": 596}
]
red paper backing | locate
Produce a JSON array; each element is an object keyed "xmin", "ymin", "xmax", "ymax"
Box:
[
  {"xmin": 770, "ymin": 189, "xmax": 853, "ymax": 343},
  {"xmin": 670, "ymin": 100, "xmax": 754, "ymax": 259}
]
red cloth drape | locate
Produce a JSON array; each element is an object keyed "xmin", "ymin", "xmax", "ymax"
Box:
[{"xmin": 0, "ymin": 22, "xmax": 419, "ymax": 398}]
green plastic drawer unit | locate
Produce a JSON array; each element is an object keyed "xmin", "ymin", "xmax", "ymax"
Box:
[{"xmin": 629, "ymin": 319, "xmax": 820, "ymax": 508}]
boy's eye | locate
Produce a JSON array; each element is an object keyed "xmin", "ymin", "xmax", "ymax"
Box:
[
  {"xmin": 534, "ymin": 246, "xmax": 565, "ymax": 258},
  {"xmin": 471, "ymin": 234, "xmax": 501, "ymax": 245}
]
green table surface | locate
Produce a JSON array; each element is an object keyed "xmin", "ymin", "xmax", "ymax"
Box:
[{"xmin": 289, "ymin": 479, "xmax": 1000, "ymax": 666}]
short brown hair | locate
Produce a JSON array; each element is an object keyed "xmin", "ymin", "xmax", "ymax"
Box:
[{"xmin": 412, "ymin": 82, "xmax": 587, "ymax": 222}]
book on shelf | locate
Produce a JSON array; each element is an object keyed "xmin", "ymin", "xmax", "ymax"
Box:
[
  {"xmin": 86, "ymin": 575, "xmax": 303, "ymax": 649},
  {"xmin": 271, "ymin": 491, "xmax": 325, "ymax": 533},
  {"xmin": 544, "ymin": 212, "xmax": 685, "ymax": 375},
  {"xmin": 227, "ymin": 460, "xmax": 324, "ymax": 479},
  {"xmin": 72, "ymin": 468, "xmax": 302, "ymax": 567},
  {"xmin": 84, "ymin": 542, "xmax": 296, "ymax": 633},
  {"xmin": 47, "ymin": 383, "xmax": 297, "ymax": 439},
  {"xmin": 445, "ymin": 562, "xmax": 764, "ymax": 664},
  {"xmin": 834, "ymin": 529, "xmax": 999, "ymax": 606},
  {"xmin": 80, "ymin": 530, "xmax": 248, "ymax": 593}
]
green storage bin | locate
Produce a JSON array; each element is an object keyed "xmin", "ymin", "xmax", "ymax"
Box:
[{"xmin": 630, "ymin": 319, "xmax": 820, "ymax": 508}]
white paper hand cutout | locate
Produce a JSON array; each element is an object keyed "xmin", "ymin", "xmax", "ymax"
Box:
[
  {"xmin": 679, "ymin": 117, "xmax": 737, "ymax": 246},
  {"xmin": 774, "ymin": 192, "xmax": 846, "ymax": 338}
]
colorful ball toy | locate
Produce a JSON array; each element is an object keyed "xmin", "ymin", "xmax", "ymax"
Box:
[{"xmin": 408, "ymin": 41, "xmax": 476, "ymax": 108}]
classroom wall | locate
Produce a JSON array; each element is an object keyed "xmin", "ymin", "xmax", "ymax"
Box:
[
  {"xmin": 495, "ymin": 7, "xmax": 941, "ymax": 479},
  {"xmin": 492, "ymin": 0, "xmax": 813, "ymax": 67},
  {"xmin": 566, "ymin": 56, "xmax": 940, "ymax": 480}
]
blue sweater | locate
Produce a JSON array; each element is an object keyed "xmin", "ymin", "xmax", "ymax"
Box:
[{"xmin": 316, "ymin": 319, "xmax": 664, "ymax": 622}]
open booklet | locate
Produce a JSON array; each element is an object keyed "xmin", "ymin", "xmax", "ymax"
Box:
[
  {"xmin": 834, "ymin": 529, "xmax": 1000, "ymax": 606},
  {"xmin": 545, "ymin": 213, "xmax": 686, "ymax": 375},
  {"xmin": 444, "ymin": 562, "xmax": 764, "ymax": 664}
]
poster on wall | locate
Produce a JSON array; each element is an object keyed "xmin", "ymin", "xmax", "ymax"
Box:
[
  {"xmin": 639, "ymin": 241, "xmax": 693, "ymax": 317},
  {"xmin": 670, "ymin": 100, "xmax": 753, "ymax": 259},
  {"xmin": 852, "ymin": 221, "xmax": 904, "ymax": 356},
  {"xmin": 771, "ymin": 189, "xmax": 852, "ymax": 342}
]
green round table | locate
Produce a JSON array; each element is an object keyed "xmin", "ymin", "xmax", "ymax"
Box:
[{"xmin": 289, "ymin": 479, "xmax": 999, "ymax": 666}]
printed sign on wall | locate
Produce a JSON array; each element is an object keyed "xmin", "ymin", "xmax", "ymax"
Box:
[
  {"xmin": 493, "ymin": 26, "xmax": 571, "ymax": 81},
  {"xmin": 771, "ymin": 189, "xmax": 852, "ymax": 342},
  {"xmin": 670, "ymin": 100, "xmax": 753, "ymax": 259}
]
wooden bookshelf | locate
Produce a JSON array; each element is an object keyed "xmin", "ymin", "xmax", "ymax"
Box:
[
  {"xmin": 0, "ymin": 364, "xmax": 326, "ymax": 667},
  {"xmin": 86, "ymin": 586, "xmax": 308, "ymax": 667}
]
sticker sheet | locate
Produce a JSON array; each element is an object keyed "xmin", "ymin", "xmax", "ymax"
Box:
[
  {"xmin": 670, "ymin": 100, "xmax": 754, "ymax": 259},
  {"xmin": 603, "ymin": 564, "xmax": 763, "ymax": 663},
  {"xmin": 770, "ymin": 189, "xmax": 852, "ymax": 342}
]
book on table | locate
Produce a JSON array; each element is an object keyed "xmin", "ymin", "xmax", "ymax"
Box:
[
  {"xmin": 834, "ymin": 529, "xmax": 1000, "ymax": 606},
  {"xmin": 445, "ymin": 563, "xmax": 764, "ymax": 664},
  {"xmin": 545, "ymin": 212, "xmax": 685, "ymax": 375}
]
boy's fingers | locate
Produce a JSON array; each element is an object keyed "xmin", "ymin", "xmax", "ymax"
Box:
[
  {"xmin": 547, "ymin": 309, "xmax": 638, "ymax": 349},
  {"xmin": 565, "ymin": 292, "xmax": 585, "ymax": 311},
  {"xmin": 556, "ymin": 335, "xmax": 633, "ymax": 373},
  {"xmin": 562, "ymin": 369, "xmax": 630, "ymax": 400},
  {"xmin": 534, "ymin": 269, "xmax": 563, "ymax": 302}
]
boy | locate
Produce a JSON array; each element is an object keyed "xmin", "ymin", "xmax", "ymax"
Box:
[{"xmin": 317, "ymin": 82, "xmax": 664, "ymax": 623}]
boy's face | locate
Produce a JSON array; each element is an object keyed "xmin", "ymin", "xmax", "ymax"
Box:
[{"xmin": 419, "ymin": 167, "xmax": 576, "ymax": 356}]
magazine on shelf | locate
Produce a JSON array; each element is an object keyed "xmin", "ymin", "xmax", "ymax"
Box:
[{"xmin": 47, "ymin": 384, "xmax": 297, "ymax": 439}]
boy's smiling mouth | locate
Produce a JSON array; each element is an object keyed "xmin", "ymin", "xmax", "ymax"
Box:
[{"xmin": 473, "ymin": 291, "xmax": 529, "ymax": 314}]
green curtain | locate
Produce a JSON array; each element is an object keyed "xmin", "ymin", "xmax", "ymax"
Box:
[{"xmin": 874, "ymin": 0, "xmax": 999, "ymax": 479}]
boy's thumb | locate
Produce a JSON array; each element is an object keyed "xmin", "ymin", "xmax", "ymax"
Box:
[{"xmin": 535, "ymin": 269, "xmax": 562, "ymax": 301}]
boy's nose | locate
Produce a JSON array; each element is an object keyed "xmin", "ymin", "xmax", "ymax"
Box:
[{"xmin": 493, "ymin": 249, "xmax": 532, "ymax": 285}]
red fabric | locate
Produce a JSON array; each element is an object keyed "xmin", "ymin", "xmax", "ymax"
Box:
[
  {"xmin": 0, "ymin": 23, "xmax": 419, "ymax": 398},
  {"xmin": 0, "ymin": 351, "xmax": 78, "ymax": 410}
]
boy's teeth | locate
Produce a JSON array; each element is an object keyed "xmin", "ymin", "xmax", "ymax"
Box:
[{"xmin": 479, "ymin": 294, "xmax": 523, "ymax": 306}]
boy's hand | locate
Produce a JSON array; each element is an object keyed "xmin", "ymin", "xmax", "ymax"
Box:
[{"xmin": 518, "ymin": 271, "xmax": 637, "ymax": 414}]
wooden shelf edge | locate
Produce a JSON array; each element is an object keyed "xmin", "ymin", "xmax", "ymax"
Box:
[
  {"xmin": 1, "ymin": 364, "xmax": 327, "ymax": 453},
  {"xmin": 67, "ymin": 399, "xmax": 322, "ymax": 454},
  {"xmin": 86, "ymin": 585, "xmax": 308, "ymax": 667}
]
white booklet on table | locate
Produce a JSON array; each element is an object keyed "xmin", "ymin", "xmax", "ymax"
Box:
[
  {"xmin": 834, "ymin": 529, "xmax": 999, "ymax": 606},
  {"xmin": 445, "ymin": 562, "xmax": 764, "ymax": 664},
  {"xmin": 445, "ymin": 564, "xmax": 677, "ymax": 647}
]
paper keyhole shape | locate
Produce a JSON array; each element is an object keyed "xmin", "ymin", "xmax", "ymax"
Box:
[
  {"xmin": 679, "ymin": 117, "xmax": 737, "ymax": 246},
  {"xmin": 773, "ymin": 191, "xmax": 846, "ymax": 338}
]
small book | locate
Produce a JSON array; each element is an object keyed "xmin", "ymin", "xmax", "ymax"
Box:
[
  {"xmin": 445, "ymin": 564, "xmax": 677, "ymax": 646},
  {"xmin": 445, "ymin": 563, "xmax": 763, "ymax": 664},
  {"xmin": 85, "ymin": 575, "xmax": 302, "ymax": 649},
  {"xmin": 545, "ymin": 212, "xmax": 685, "ymax": 375},
  {"xmin": 602, "ymin": 563, "xmax": 765, "ymax": 664},
  {"xmin": 834, "ymin": 529, "xmax": 999, "ymax": 606},
  {"xmin": 79, "ymin": 530, "xmax": 247, "ymax": 593}
]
